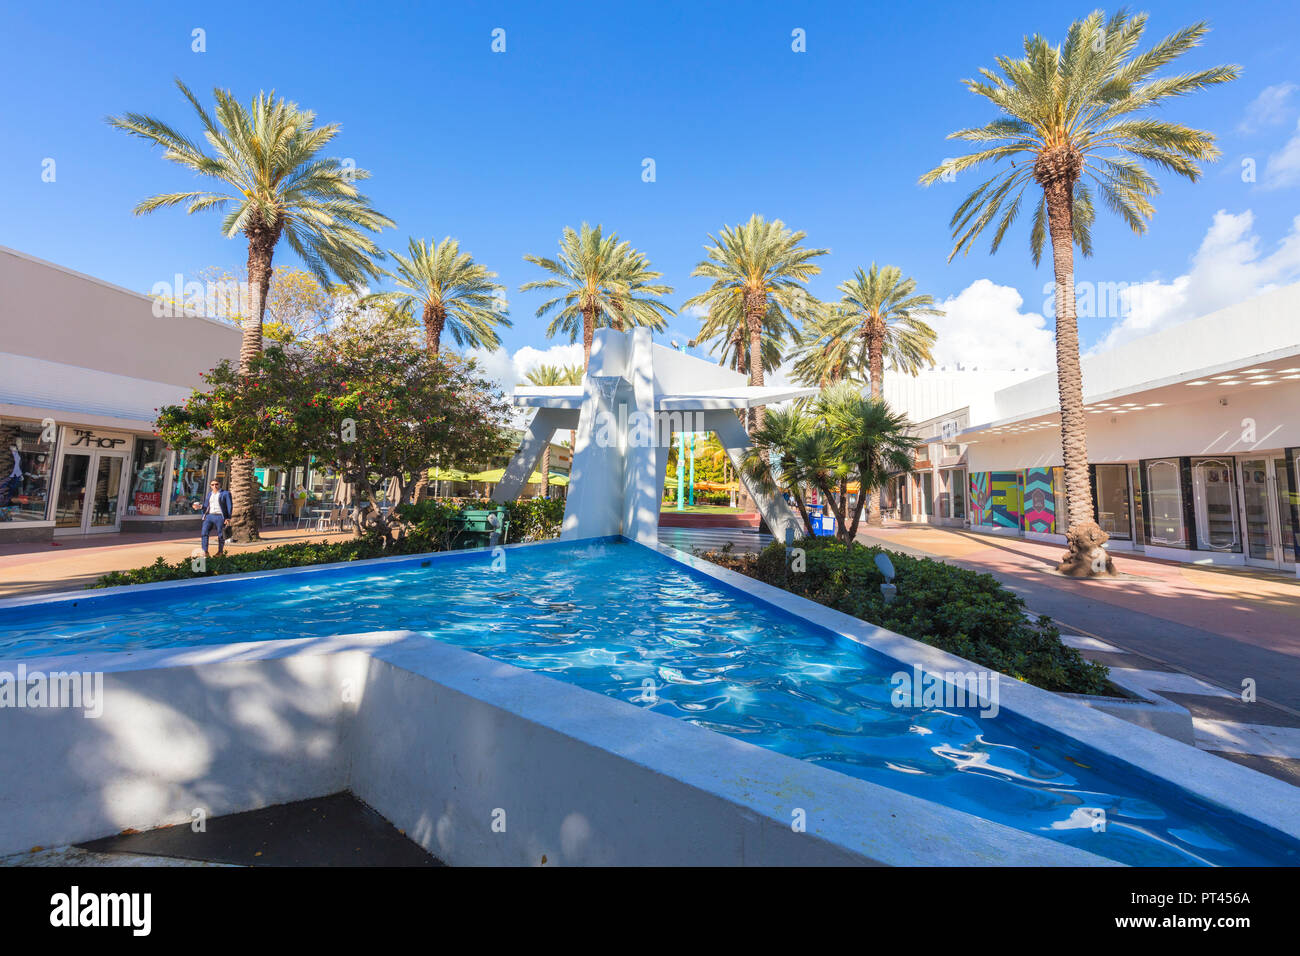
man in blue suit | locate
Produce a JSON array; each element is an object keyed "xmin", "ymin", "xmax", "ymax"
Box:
[{"xmin": 193, "ymin": 479, "xmax": 233, "ymax": 556}]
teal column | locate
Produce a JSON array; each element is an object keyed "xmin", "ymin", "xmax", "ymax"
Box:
[
  {"xmin": 676, "ymin": 431, "xmax": 685, "ymax": 510},
  {"xmin": 688, "ymin": 432, "xmax": 696, "ymax": 506}
]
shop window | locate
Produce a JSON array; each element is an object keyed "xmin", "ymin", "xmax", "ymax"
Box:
[
  {"xmin": 169, "ymin": 449, "xmax": 210, "ymax": 516},
  {"xmin": 1093, "ymin": 464, "xmax": 1131, "ymax": 540},
  {"xmin": 951, "ymin": 469, "xmax": 965, "ymax": 520},
  {"xmin": 127, "ymin": 439, "xmax": 168, "ymax": 516},
  {"xmin": 0, "ymin": 420, "xmax": 56, "ymax": 522},
  {"xmin": 1191, "ymin": 458, "xmax": 1240, "ymax": 552},
  {"xmin": 1144, "ymin": 459, "xmax": 1187, "ymax": 548}
]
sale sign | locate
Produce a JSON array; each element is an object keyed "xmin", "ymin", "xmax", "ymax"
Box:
[{"xmin": 134, "ymin": 491, "xmax": 162, "ymax": 515}]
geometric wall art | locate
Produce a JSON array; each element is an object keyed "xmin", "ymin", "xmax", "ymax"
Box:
[{"xmin": 1022, "ymin": 467, "xmax": 1057, "ymax": 533}]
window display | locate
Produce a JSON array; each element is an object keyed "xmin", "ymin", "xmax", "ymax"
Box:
[
  {"xmin": 128, "ymin": 439, "xmax": 167, "ymax": 516},
  {"xmin": 1144, "ymin": 459, "xmax": 1186, "ymax": 547},
  {"xmin": 1093, "ymin": 464, "xmax": 1131, "ymax": 540},
  {"xmin": 1191, "ymin": 457, "xmax": 1239, "ymax": 552},
  {"xmin": 168, "ymin": 449, "xmax": 209, "ymax": 516},
  {"xmin": 0, "ymin": 419, "xmax": 56, "ymax": 522}
]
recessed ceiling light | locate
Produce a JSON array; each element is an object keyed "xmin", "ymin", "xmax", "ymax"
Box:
[
  {"xmin": 1217, "ymin": 380, "xmax": 1241, "ymax": 385},
  {"xmin": 1251, "ymin": 380, "xmax": 1275, "ymax": 385},
  {"xmin": 1283, "ymin": 374, "xmax": 1300, "ymax": 380},
  {"xmin": 1276, "ymin": 368, "xmax": 1300, "ymax": 373},
  {"xmin": 1212, "ymin": 374, "xmax": 1238, "ymax": 379},
  {"xmin": 1240, "ymin": 368, "xmax": 1269, "ymax": 374},
  {"xmin": 1186, "ymin": 380, "xmax": 1209, "ymax": 386},
  {"xmin": 1146, "ymin": 403, "xmax": 1164, "ymax": 407}
]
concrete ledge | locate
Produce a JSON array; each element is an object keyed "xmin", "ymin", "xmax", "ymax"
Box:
[
  {"xmin": 654, "ymin": 540, "xmax": 1300, "ymax": 848},
  {"xmin": 1062, "ymin": 692, "xmax": 1196, "ymax": 747},
  {"xmin": 2, "ymin": 536, "xmax": 1297, "ymax": 865}
]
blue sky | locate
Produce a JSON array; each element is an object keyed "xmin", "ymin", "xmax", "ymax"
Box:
[{"xmin": 3, "ymin": 0, "xmax": 1299, "ymax": 384}]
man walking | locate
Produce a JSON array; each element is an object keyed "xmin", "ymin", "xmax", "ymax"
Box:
[{"xmin": 193, "ymin": 479, "xmax": 233, "ymax": 556}]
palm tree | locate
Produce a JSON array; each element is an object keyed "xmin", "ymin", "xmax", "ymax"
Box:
[
  {"xmin": 609, "ymin": 248, "xmax": 676, "ymax": 332},
  {"xmin": 793, "ymin": 265, "xmax": 941, "ymax": 525},
  {"xmin": 522, "ymin": 224, "xmax": 675, "ymax": 368},
  {"xmin": 372, "ymin": 237, "xmax": 510, "ymax": 356},
  {"xmin": 793, "ymin": 265, "xmax": 941, "ymax": 396},
  {"xmin": 691, "ymin": 295, "xmax": 796, "ymax": 382},
  {"xmin": 109, "ymin": 80, "xmax": 393, "ymax": 541},
  {"xmin": 919, "ymin": 10, "xmax": 1237, "ymax": 576},
  {"xmin": 817, "ymin": 383, "xmax": 919, "ymax": 541},
  {"xmin": 683, "ymin": 215, "xmax": 826, "ymax": 431},
  {"xmin": 521, "ymin": 362, "xmax": 582, "ymax": 496}
]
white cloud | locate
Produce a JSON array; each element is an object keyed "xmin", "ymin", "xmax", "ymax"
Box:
[
  {"xmin": 465, "ymin": 342, "xmax": 584, "ymax": 393},
  {"xmin": 463, "ymin": 342, "xmax": 584, "ymax": 428},
  {"xmin": 1239, "ymin": 82, "xmax": 1297, "ymax": 133},
  {"xmin": 929, "ymin": 279, "xmax": 1055, "ymax": 371},
  {"xmin": 1263, "ymin": 118, "xmax": 1300, "ymax": 189},
  {"xmin": 1091, "ymin": 209, "xmax": 1300, "ymax": 351}
]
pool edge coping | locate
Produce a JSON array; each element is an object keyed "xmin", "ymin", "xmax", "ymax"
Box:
[
  {"xmin": 646, "ymin": 537, "xmax": 1300, "ymax": 846},
  {"xmin": 2, "ymin": 533, "xmax": 1296, "ymax": 860}
]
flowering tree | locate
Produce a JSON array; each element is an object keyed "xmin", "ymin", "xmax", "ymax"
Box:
[{"xmin": 156, "ymin": 328, "xmax": 509, "ymax": 545}]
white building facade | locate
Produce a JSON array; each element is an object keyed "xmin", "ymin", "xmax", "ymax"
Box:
[
  {"xmin": 885, "ymin": 284, "xmax": 1300, "ymax": 575},
  {"xmin": 0, "ymin": 246, "xmax": 242, "ymax": 543}
]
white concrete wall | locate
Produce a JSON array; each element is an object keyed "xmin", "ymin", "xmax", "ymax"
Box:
[
  {"xmin": 966, "ymin": 380, "xmax": 1300, "ymax": 471},
  {"xmin": 0, "ymin": 245, "xmax": 241, "ymax": 388},
  {"xmin": 985, "ymin": 283, "xmax": 1300, "ymax": 423}
]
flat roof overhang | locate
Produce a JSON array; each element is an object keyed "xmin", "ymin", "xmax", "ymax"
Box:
[{"xmin": 952, "ymin": 346, "xmax": 1300, "ymax": 444}]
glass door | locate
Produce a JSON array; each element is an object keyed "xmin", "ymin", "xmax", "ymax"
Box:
[
  {"xmin": 1276, "ymin": 457, "xmax": 1297, "ymax": 568},
  {"xmin": 1240, "ymin": 458, "xmax": 1298, "ymax": 570},
  {"xmin": 54, "ymin": 452, "xmax": 91, "ymax": 529},
  {"xmin": 87, "ymin": 453, "xmax": 126, "ymax": 531},
  {"xmin": 1129, "ymin": 463, "xmax": 1144, "ymax": 551},
  {"xmin": 53, "ymin": 449, "xmax": 128, "ymax": 534}
]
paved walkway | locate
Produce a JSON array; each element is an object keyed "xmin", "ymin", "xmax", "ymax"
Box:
[{"xmin": 0, "ymin": 527, "xmax": 355, "ymax": 599}]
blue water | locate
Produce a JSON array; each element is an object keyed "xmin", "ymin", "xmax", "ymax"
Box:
[{"xmin": 2, "ymin": 538, "xmax": 1296, "ymax": 866}]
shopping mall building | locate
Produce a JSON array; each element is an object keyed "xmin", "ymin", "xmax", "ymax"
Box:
[
  {"xmin": 0, "ymin": 245, "xmax": 570, "ymax": 544},
  {"xmin": 882, "ymin": 283, "xmax": 1300, "ymax": 576},
  {"xmin": 0, "ymin": 245, "xmax": 251, "ymax": 542}
]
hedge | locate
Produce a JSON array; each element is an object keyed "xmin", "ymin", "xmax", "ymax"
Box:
[
  {"xmin": 90, "ymin": 497, "xmax": 565, "ymax": 589},
  {"xmin": 704, "ymin": 537, "xmax": 1109, "ymax": 695}
]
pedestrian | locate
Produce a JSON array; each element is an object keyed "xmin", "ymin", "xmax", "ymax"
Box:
[{"xmin": 192, "ymin": 479, "xmax": 233, "ymax": 556}]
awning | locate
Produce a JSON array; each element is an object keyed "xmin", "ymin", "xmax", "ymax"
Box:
[
  {"xmin": 466, "ymin": 468, "xmax": 569, "ymax": 485},
  {"xmin": 428, "ymin": 466, "xmax": 472, "ymax": 481}
]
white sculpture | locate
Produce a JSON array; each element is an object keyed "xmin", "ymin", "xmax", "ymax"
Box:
[{"xmin": 493, "ymin": 327, "xmax": 817, "ymax": 545}]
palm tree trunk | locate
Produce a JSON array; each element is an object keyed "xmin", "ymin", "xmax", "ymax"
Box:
[
  {"xmin": 541, "ymin": 445, "xmax": 550, "ymax": 497},
  {"xmin": 422, "ymin": 302, "xmax": 446, "ymax": 357},
  {"xmin": 228, "ymin": 229, "xmax": 276, "ymax": 543},
  {"xmin": 744, "ymin": 289, "xmax": 765, "ymax": 432},
  {"xmin": 866, "ymin": 319, "xmax": 886, "ymax": 527},
  {"xmin": 1044, "ymin": 178, "xmax": 1113, "ymax": 577},
  {"xmin": 582, "ymin": 304, "xmax": 596, "ymax": 370},
  {"xmin": 412, "ymin": 302, "xmax": 446, "ymax": 504}
]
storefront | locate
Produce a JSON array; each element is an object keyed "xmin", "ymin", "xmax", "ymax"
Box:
[
  {"xmin": 0, "ymin": 418, "xmax": 236, "ymax": 538},
  {"xmin": 0, "ymin": 244, "xmax": 243, "ymax": 542},
  {"xmin": 890, "ymin": 285, "xmax": 1300, "ymax": 575}
]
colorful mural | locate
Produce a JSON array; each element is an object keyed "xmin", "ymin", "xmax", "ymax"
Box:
[
  {"xmin": 1022, "ymin": 467, "xmax": 1057, "ymax": 533},
  {"xmin": 989, "ymin": 471, "xmax": 1022, "ymax": 529},
  {"xmin": 969, "ymin": 472, "xmax": 992, "ymax": 525}
]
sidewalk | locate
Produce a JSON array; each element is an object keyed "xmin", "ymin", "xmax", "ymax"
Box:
[
  {"xmin": 855, "ymin": 522, "xmax": 1300, "ymax": 786},
  {"xmin": 0, "ymin": 527, "xmax": 355, "ymax": 599}
]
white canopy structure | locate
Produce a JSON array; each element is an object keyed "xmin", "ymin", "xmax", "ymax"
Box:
[{"xmin": 492, "ymin": 327, "xmax": 817, "ymax": 545}]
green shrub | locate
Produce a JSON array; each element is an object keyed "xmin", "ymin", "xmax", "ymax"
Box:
[
  {"xmin": 713, "ymin": 537, "xmax": 1108, "ymax": 695},
  {"xmin": 90, "ymin": 497, "xmax": 566, "ymax": 589}
]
